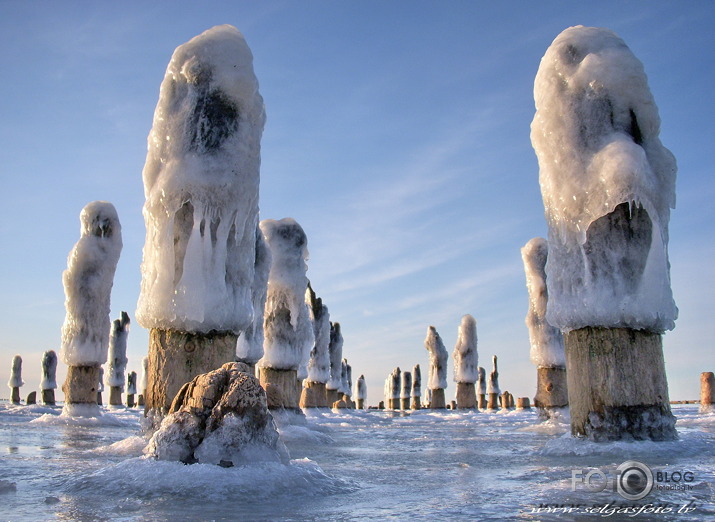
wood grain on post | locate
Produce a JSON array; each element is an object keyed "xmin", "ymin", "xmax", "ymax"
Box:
[{"xmin": 63, "ymin": 366, "xmax": 101, "ymax": 404}]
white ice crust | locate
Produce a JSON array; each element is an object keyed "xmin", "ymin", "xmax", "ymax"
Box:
[
  {"xmin": 521, "ymin": 238, "xmax": 566, "ymax": 367},
  {"xmin": 60, "ymin": 201, "xmax": 122, "ymax": 366},
  {"xmin": 411, "ymin": 364, "xmax": 421, "ymax": 398},
  {"xmin": 8, "ymin": 355, "xmax": 23, "ymax": 388},
  {"xmin": 236, "ymin": 227, "xmax": 271, "ymax": 364},
  {"xmin": 105, "ymin": 312, "xmax": 130, "ymax": 389},
  {"xmin": 326, "ymin": 322, "xmax": 343, "ymax": 391},
  {"xmin": 304, "ymin": 286, "xmax": 331, "ymax": 384},
  {"xmin": 258, "ymin": 219, "xmax": 314, "ymax": 371},
  {"xmin": 531, "ymin": 26, "xmax": 677, "ymax": 332},
  {"xmin": 355, "ymin": 374, "xmax": 367, "ymax": 401},
  {"xmin": 136, "ymin": 25, "xmax": 265, "ymax": 334},
  {"xmin": 139, "ymin": 356, "xmax": 149, "ymax": 393},
  {"xmin": 424, "ymin": 326, "xmax": 447, "ymax": 390},
  {"xmin": 453, "ymin": 314, "xmax": 478, "ymax": 384},
  {"xmin": 40, "ymin": 350, "xmax": 58, "ymax": 391}
]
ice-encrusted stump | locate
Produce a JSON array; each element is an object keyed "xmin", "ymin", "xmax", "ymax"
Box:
[
  {"xmin": 355, "ymin": 374, "xmax": 367, "ymax": 410},
  {"xmin": 531, "ymin": 26, "xmax": 677, "ymax": 441},
  {"xmin": 325, "ymin": 322, "xmax": 343, "ymax": 406},
  {"xmin": 476, "ymin": 367, "xmax": 487, "ymax": 409},
  {"xmin": 41, "ymin": 350, "xmax": 58, "ymax": 406},
  {"xmin": 521, "ymin": 238, "xmax": 568, "ymax": 418},
  {"xmin": 60, "ymin": 202, "xmax": 122, "ymax": 415},
  {"xmin": 400, "ymin": 371, "xmax": 412, "ymax": 410},
  {"xmin": 106, "ymin": 312, "xmax": 130, "ymax": 406},
  {"xmin": 384, "ymin": 367, "xmax": 401, "ymax": 410},
  {"xmin": 146, "ymin": 362, "xmax": 288, "ymax": 465},
  {"xmin": 486, "ymin": 356, "xmax": 500, "ymax": 410},
  {"xmin": 257, "ymin": 219, "xmax": 314, "ymax": 411},
  {"xmin": 425, "ymin": 326, "xmax": 447, "ymax": 409},
  {"xmin": 339, "ymin": 359, "xmax": 354, "ymax": 408},
  {"xmin": 8, "ymin": 355, "xmax": 23, "ymax": 404},
  {"xmin": 127, "ymin": 371, "xmax": 137, "ymax": 408},
  {"xmin": 453, "ymin": 315, "xmax": 478, "ymax": 409},
  {"xmin": 136, "ymin": 25, "xmax": 265, "ymax": 415},
  {"xmin": 411, "ymin": 364, "xmax": 421, "ymax": 410},
  {"xmin": 701, "ymin": 372, "xmax": 715, "ymax": 414},
  {"xmin": 300, "ymin": 284, "xmax": 331, "ymax": 408}
]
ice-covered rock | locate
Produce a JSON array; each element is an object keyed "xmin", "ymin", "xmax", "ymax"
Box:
[
  {"xmin": 531, "ymin": 26, "xmax": 677, "ymax": 333},
  {"xmin": 136, "ymin": 25, "xmax": 265, "ymax": 334},
  {"xmin": 146, "ymin": 362, "xmax": 288, "ymax": 465},
  {"xmin": 60, "ymin": 201, "xmax": 122, "ymax": 367}
]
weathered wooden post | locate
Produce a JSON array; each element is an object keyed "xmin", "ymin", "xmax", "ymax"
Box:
[
  {"xmin": 486, "ymin": 356, "xmax": 500, "ymax": 410},
  {"xmin": 476, "ymin": 367, "xmax": 487, "ymax": 409},
  {"xmin": 300, "ymin": 284, "xmax": 331, "ymax": 408},
  {"xmin": 40, "ymin": 350, "xmax": 57, "ymax": 406},
  {"xmin": 325, "ymin": 322, "xmax": 343, "ymax": 406},
  {"xmin": 400, "ymin": 371, "xmax": 412, "ymax": 410},
  {"xmin": 257, "ymin": 219, "xmax": 314, "ymax": 411},
  {"xmin": 517, "ymin": 397, "xmax": 531, "ymax": 409},
  {"xmin": 701, "ymin": 372, "xmax": 715, "ymax": 413},
  {"xmin": 453, "ymin": 315, "xmax": 478, "ymax": 409},
  {"xmin": 355, "ymin": 374, "xmax": 367, "ymax": 410},
  {"xmin": 136, "ymin": 25, "xmax": 265, "ymax": 417},
  {"xmin": 521, "ymin": 238, "xmax": 568, "ymax": 418},
  {"xmin": 106, "ymin": 312, "xmax": 129, "ymax": 407},
  {"xmin": 60, "ymin": 202, "xmax": 122, "ymax": 416},
  {"xmin": 126, "ymin": 371, "xmax": 137, "ymax": 408},
  {"xmin": 411, "ymin": 364, "xmax": 422, "ymax": 410},
  {"xmin": 425, "ymin": 326, "xmax": 447, "ymax": 409},
  {"xmin": 532, "ymin": 26, "xmax": 678, "ymax": 441},
  {"xmin": 8, "ymin": 355, "xmax": 23, "ymax": 405},
  {"xmin": 386, "ymin": 367, "xmax": 401, "ymax": 409}
]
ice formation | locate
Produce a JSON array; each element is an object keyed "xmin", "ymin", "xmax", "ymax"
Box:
[
  {"xmin": 139, "ymin": 356, "xmax": 149, "ymax": 394},
  {"xmin": 411, "ymin": 364, "xmax": 421, "ymax": 398},
  {"xmin": 521, "ymin": 238, "xmax": 566, "ymax": 367},
  {"xmin": 355, "ymin": 374, "xmax": 367, "ymax": 401},
  {"xmin": 326, "ymin": 322, "xmax": 343, "ymax": 391},
  {"xmin": 453, "ymin": 315, "xmax": 478, "ymax": 384},
  {"xmin": 40, "ymin": 351, "xmax": 58, "ymax": 391},
  {"xmin": 127, "ymin": 372, "xmax": 138, "ymax": 396},
  {"xmin": 304, "ymin": 284, "xmax": 331, "ymax": 384},
  {"xmin": 7, "ymin": 355, "xmax": 23, "ymax": 388},
  {"xmin": 401, "ymin": 371, "xmax": 412, "ymax": 400},
  {"xmin": 236, "ymin": 226, "xmax": 271, "ymax": 364},
  {"xmin": 476, "ymin": 367, "xmax": 486, "ymax": 395},
  {"xmin": 531, "ymin": 26, "xmax": 677, "ymax": 332},
  {"xmin": 136, "ymin": 24, "xmax": 265, "ymax": 334},
  {"xmin": 60, "ymin": 201, "xmax": 122, "ymax": 366},
  {"xmin": 424, "ymin": 326, "xmax": 447, "ymax": 390},
  {"xmin": 258, "ymin": 219, "xmax": 314, "ymax": 371},
  {"xmin": 338, "ymin": 359, "xmax": 352, "ymax": 396},
  {"xmin": 487, "ymin": 356, "xmax": 500, "ymax": 395},
  {"xmin": 105, "ymin": 312, "xmax": 130, "ymax": 389}
]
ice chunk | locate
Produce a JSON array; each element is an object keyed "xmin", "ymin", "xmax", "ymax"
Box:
[
  {"xmin": 40, "ymin": 350, "xmax": 57, "ymax": 390},
  {"xmin": 521, "ymin": 238, "xmax": 565, "ymax": 367},
  {"xmin": 531, "ymin": 26, "xmax": 677, "ymax": 332},
  {"xmin": 424, "ymin": 326, "xmax": 447, "ymax": 390},
  {"xmin": 304, "ymin": 284, "xmax": 331, "ymax": 384},
  {"xmin": 326, "ymin": 322, "xmax": 343, "ymax": 391},
  {"xmin": 7, "ymin": 355, "xmax": 23, "ymax": 388},
  {"xmin": 105, "ymin": 312, "xmax": 130, "ymax": 389},
  {"xmin": 60, "ymin": 201, "xmax": 122, "ymax": 366},
  {"xmin": 258, "ymin": 219, "xmax": 314, "ymax": 371},
  {"xmin": 236, "ymin": 226, "xmax": 271, "ymax": 364},
  {"xmin": 136, "ymin": 25, "xmax": 265, "ymax": 334},
  {"xmin": 453, "ymin": 314, "xmax": 478, "ymax": 384}
]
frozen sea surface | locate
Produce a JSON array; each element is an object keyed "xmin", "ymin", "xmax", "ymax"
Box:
[{"xmin": 0, "ymin": 402, "xmax": 713, "ymax": 520}]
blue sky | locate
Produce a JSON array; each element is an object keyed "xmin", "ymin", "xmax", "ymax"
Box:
[{"xmin": 1, "ymin": 1, "xmax": 713, "ymax": 405}]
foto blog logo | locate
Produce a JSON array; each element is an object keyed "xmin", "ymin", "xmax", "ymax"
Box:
[{"xmin": 572, "ymin": 460, "xmax": 654, "ymax": 500}]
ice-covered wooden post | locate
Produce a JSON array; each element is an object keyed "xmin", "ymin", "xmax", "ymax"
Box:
[
  {"xmin": 299, "ymin": 285, "xmax": 330, "ymax": 408},
  {"xmin": 476, "ymin": 367, "xmax": 487, "ymax": 409},
  {"xmin": 8, "ymin": 355, "xmax": 23, "ymax": 404},
  {"xmin": 97, "ymin": 367, "xmax": 104, "ymax": 405},
  {"xmin": 411, "ymin": 364, "xmax": 421, "ymax": 410},
  {"xmin": 425, "ymin": 326, "xmax": 447, "ymax": 409},
  {"xmin": 453, "ymin": 315, "xmax": 478, "ymax": 409},
  {"xmin": 340, "ymin": 359, "xmax": 354, "ymax": 408},
  {"xmin": 40, "ymin": 350, "xmax": 57, "ymax": 405},
  {"xmin": 258, "ymin": 219, "xmax": 314, "ymax": 411},
  {"xmin": 106, "ymin": 312, "xmax": 129, "ymax": 406},
  {"xmin": 126, "ymin": 371, "xmax": 137, "ymax": 407},
  {"xmin": 701, "ymin": 372, "xmax": 715, "ymax": 413},
  {"xmin": 486, "ymin": 356, "xmax": 500, "ymax": 410},
  {"xmin": 136, "ymin": 26, "xmax": 265, "ymax": 416},
  {"xmin": 326, "ymin": 322, "xmax": 343, "ymax": 406},
  {"xmin": 138, "ymin": 356, "xmax": 148, "ymax": 407},
  {"xmin": 60, "ymin": 202, "xmax": 122, "ymax": 416},
  {"xmin": 355, "ymin": 374, "xmax": 367, "ymax": 410},
  {"xmin": 531, "ymin": 26, "xmax": 678, "ymax": 441},
  {"xmin": 521, "ymin": 238, "xmax": 568, "ymax": 417},
  {"xmin": 400, "ymin": 371, "xmax": 412, "ymax": 410},
  {"xmin": 386, "ymin": 367, "xmax": 401, "ymax": 409}
]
